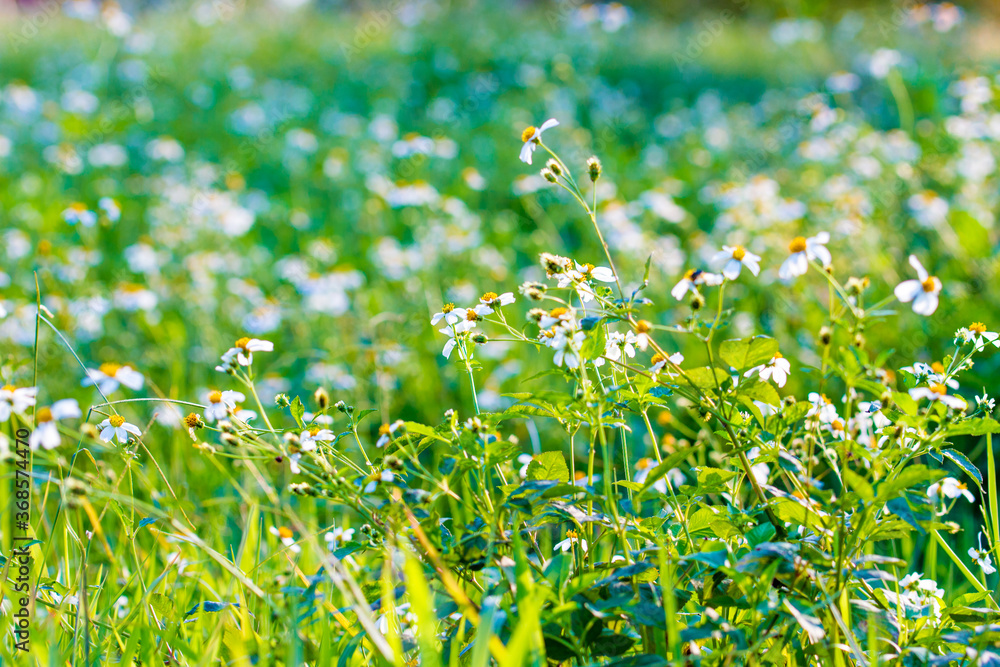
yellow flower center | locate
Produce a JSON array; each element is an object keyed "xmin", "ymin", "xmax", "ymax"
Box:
[
  {"xmin": 441, "ymin": 303, "xmax": 455, "ymax": 313},
  {"xmin": 732, "ymin": 246, "xmax": 747, "ymax": 261},
  {"xmin": 1, "ymin": 384, "xmax": 15, "ymax": 392},
  {"xmin": 635, "ymin": 319, "xmax": 652, "ymax": 334},
  {"xmin": 684, "ymin": 269, "xmax": 697, "ymax": 280},
  {"xmin": 931, "ymin": 361, "xmax": 945, "ymax": 374},
  {"xmin": 832, "ymin": 420, "xmax": 844, "ymax": 431},
  {"xmin": 379, "ymin": 423, "xmax": 392, "ymax": 436},
  {"xmin": 277, "ymin": 526, "xmax": 293, "ymax": 539},
  {"xmin": 235, "ymin": 337, "xmax": 251, "ymax": 350},
  {"xmin": 308, "ymin": 426, "xmax": 321, "ymax": 436},
  {"xmin": 970, "ymin": 322, "xmax": 987, "ymax": 334},
  {"xmin": 549, "ymin": 307, "xmax": 568, "ymax": 318},
  {"xmin": 521, "ymin": 126, "xmax": 536, "ymax": 143},
  {"xmin": 773, "ymin": 351, "xmax": 783, "ymax": 359},
  {"xmin": 465, "ymin": 310, "xmax": 481, "ymax": 322},
  {"xmin": 566, "ymin": 529, "xmax": 578, "ymax": 539},
  {"xmin": 651, "ymin": 353, "xmax": 666, "ymax": 365},
  {"xmin": 481, "ymin": 292, "xmax": 499, "ymax": 303},
  {"xmin": 930, "ymin": 383, "xmax": 947, "ymax": 395},
  {"xmin": 921, "ymin": 277, "xmax": 937, "ymax": 292},
  {"xmin": 109, "ymin": 415, "xmax": 126, "ymax": 427},
  {"xmin": 36, "ymin": 406, "xmax": 53, "ymax": 423},
  {"xmin": 208, "ymin": 390, "xmax": 223, "ymax": 404},
  {"xmin": 99, "ymin": 362, "xmax": 121, "ymax": 376},
  {"xmin": 184, "ymin": 413, "xmax": 201, "ymax": 428},
  {"xmin": 788, "ymin": 237, "xmax": 807, "ymax": 253}
]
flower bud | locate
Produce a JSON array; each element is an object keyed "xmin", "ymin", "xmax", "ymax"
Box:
[
  {"xmin": 540, "ymin": 168, "xmax": 558, "ymax": 183},
  {"xmin": 274, "ymin": 393, "xmax": 291, "ymax": 408},
  {"xmin": 472, "ymin": 333, "xmax": 488, "ymax": 344},
  {"xmin": 587, "ymin": 156, "xmax": 602, "ymax": 182},
  {"xmin": 545, "ymin": 158, "xmax": 562, "ymax": 176},
  {"xmin": 314, "ymin": 387, "xmax": 330, "ymax": 410},
  {"xmin": 690, "ymin": 293, "xmax": 705, "ymax": 311},
  {"xmin": 819, "ymin": 326, "xmax": 832, "ymax": 346}
]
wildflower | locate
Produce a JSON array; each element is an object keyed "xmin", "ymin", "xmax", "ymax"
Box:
[
  {"xmin": 98, "ymin": 197, "xmax": 121, "ymax": 222},
  {"xmin": 430, "ymin": 303, "xmax": 461, "ymax": 326},
  {"xmin": 574, "ymin": 262, "xmax": 616, "ymax": 284},
  {"xmin": 300, "ymin": 426, "xmax": 335, "ymax": 448},
  {"xmin": 671, "ymin": 269, "xmax": 723, "ymax": 300},
  {"xmin": 650, "ymin": 351, "xmax": 684, "ymax": 375},
  {"xmin": 376, "ymin": 420, "xmax": 404, "ymax": 447},
  {"xmin": 203, "ymin": 390, "xmax": 246, "ymax": 423},
  {"xmin": 268, "ymin": 526, "xmax": 301, "ymax": 554},
  {"xmin": 539, "ymin": 252, "xmax": 573, "ymax": 276},
  {"xmin": 894, "ymin": 255, "xmax": 942, "ymax": 316},
  {"xmin": 97, "ymin": 415, "xmax": 142, "ymax": 444},
  {"xmin": 778, "ymin": 233, "xmax": 831, "ymax": 280},
  {"xmin": 745, "ymin": 353, "xmax": 791, "ymax": 387},
  {"xmin": 551, "ymin": 330, "xmax": 586, "ymax": 369},
  {"xmin": 63, "ymin": 202, "xmax": 97, "ymax": 227},
  {"xmin": 439, "ymin": 322, "xmax": 472, "ymax": 360},
  {"xmin": 969, "ymin": 533, "xmax": 996, "ymax": 575},
  {"xmin": 363, "ymin": 470, "xmax": 394, "ymax": 494},
  {"xmin": 474, "ymin": 291, "xmax": 515, "ymax": 316},
  {"xmin": 909, "ymin": 383, "xmax": 966, "ymax": 410},
  {"xmin": 0, "ymin": 385, "xmax": 37, "ymax": 422},
  {"xmin": 325, "ymin": 526, "xmax": 356, "ymax": 548},
  {"xmin": 806, "ymin": 393, "xmax": 838, "ymax": 424},
  {"xmin": 928, "ymin": 477, "xmax": 975, "ymax": 503},
  {"xmin": 554, "ymin": 529, "xmax": 588, "ymax": 553},
  {"xmin": 518, "ymin": 118, "xmax": 559, "ymax": 165},
  {"xmin": 633, "ymin": 319, "xmax": 653, "ymax": 351},
  {"xmin": 976, "ymin": 393, "xmax": 996, "ymax": 412},
  {"xmin": 222, "ymin": 337, "xmax": 274, "ymax": 367},
  {"xmin": 538, "ymin": 307, "xmax": 574, "ymax": 330},
  {"xmin": 29, "ymin": 399, "xmax": 82, "ymax": 450},
  {"xmin": 83, "ymin": 363, "xmax": 144, "ymax": 394},
  {"xmin": 600, "ymin": 331, "xmax": 637, "ymax": 365},
  {"xmin": 712, "ymin": 245, "xmax": 761, "ymax": 280},
  {"xmin": 963, "ymin": 322, "xmax": 1000, "ymax": 351}
]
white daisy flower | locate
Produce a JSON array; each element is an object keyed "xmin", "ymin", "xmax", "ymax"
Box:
[
  {"xmin": 671, "ymin": 269, "xmax": 723, "ymax": 300},
  {"xmin": 83, "ymin": 363, "xmax": 144, "ymax": 394},
  {"xmin": 0, "ymin": 385, "xmax": 37, "ymax": 422},
  {"xmin": 778, "ymin": 233, "xmax": 831, "ymax": 280},
  {"xmin": 712, "ymin": 245, "xmax": 761, "ymax": 280},
  {"xmin": 650, "ymin": 351, "xmax": 684, "ymax": 375},
  {"xmin": 518, "ymin": 118, "xmax": 559, "ymax": 165},
  {"xmin": 203, "ymin": 389, "xmax": 246, "ymax": 423},
  {"xmin": 364, "ymin": 470, "xmax": 394, "ymax": 494},
  {"xmin": 551, "ymin": 330, "xmax": 585, "ymax": 369},
  {"xmin": 63, "ymin": 202, "xmax": 97, "ymax": 227},
  {"xmin": 553, "ymin": 529, "xmax": 587, "ymax": 553},
  {"xmin": 474, "ymin": 291, "xmax": 515, "ymax": 317},
  {"xmin": 268, "ymin": 526, "xmax": 301, "ymax": 554},
  {"xmin": 894, "ymin": 255, "xmax": 942, "ymax": 316},
  {"xmin": 98, "ymin": 197, "xmax": 121, "ymax": 222},
  {"xmin": 806, "ymin": 393, "xmax": 839, "ymax": 424},
  {"xmin": 324, "ymin": 526, "xmax": 356, "ymax": 549},
  {"xmin": 97, "ymin": 415, "xmax": 142, "ymax": 443},
  {"xmin": 969, "ymin": 532, "xmax": 996, "ymax": 575},
  {"xmin": 222, "ymin": 337, "xmax": 274, "ymax": 367},
  {"xmin": 928, "ymin": 477, "xmax": 975, "ymax": 503},
  {"xmin": 430, "ymin": 303, "xmax": 462, "ymax": 326},
  {"xmin": 376, "ymin": 420, "xmax": 404, "ymax": 448},
  {"xmin": 301, "ymin": 426, "xmax": 335, "ymax": 448},
  {"xmin": 909, "ymin": 383, "xmax": 967, "ymax": 410},
  {"xmin": 600, "ymin": 331, "xmax": 637, "ymax": 365},
  {"xmin": 29, "ymin": 399, "xmax": 82, "ymax": 450},
  {"xmin": 976, "ymin": 393, "xmax": 996, "ymax": 412},
  {"xmin": 966, "ymin": 322, "xmax": 1000, "ymax": 351},
  {"xmin": 745, "ymin": 353, "xmax": 791, "ymax": 388}
]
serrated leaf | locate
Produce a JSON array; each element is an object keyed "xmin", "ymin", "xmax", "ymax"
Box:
[
  {"xmin": 527, "ymin": 451, "xmax": 569, "ymax": 483},
  {"xmin": 719, "ymin": 336, "xmax": 779, "ymax": 371},
  {"xmin": 946, "ymin": 418, "xmax": 1000, "ymax": 436}
]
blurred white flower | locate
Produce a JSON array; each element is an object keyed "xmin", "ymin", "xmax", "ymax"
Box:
[
  {"xmin": 518, "ymin": 118, "xmax": 559, "ymax": 165},
  {"xmin": 894, "ymin": 255, "xmax": 941, "ymax": 316}
]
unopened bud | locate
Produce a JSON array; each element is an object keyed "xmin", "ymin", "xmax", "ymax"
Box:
[
  {"xmin": 314, "ymin": 387, "xmax": 330, "ymax": 410},
  {"xmin": 587, "ymin": 156, "xmax": 602, "ymax": 182}
]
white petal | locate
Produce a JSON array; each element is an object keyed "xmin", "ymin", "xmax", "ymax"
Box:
[
  {"xmin": 912, "ymin": 292, "xmax": 939, "ymax": 315},
  {"xmin": 538, "ymin": 118, "xmax": 560, "ymax": 133},
  {"xmin": 894, "ymin": 280, "xmax": 922, "ymax": 303},
  {"xmin": 908, "ymin": 255, "xmax": 928, "ymax": 281},
  {"xmin": 519, "ymin": 142, "xmax": 534, "ymax": 164}
]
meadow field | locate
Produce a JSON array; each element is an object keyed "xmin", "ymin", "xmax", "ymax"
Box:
[{"xmin": 2, "ymin": 0, "xmax": 1000, "ymax": 664}]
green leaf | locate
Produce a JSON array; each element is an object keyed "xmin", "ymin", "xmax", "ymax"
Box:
[
  {"xmin": 289, "ymin": 396, "xmax": 305, "ymax": 427},
  {"xmin": 527, "ymin": 451, "xmax": 569, "ymax": 483},
  {"xmin": 739, "ymin": 380, "xmax": 780, "ymax": 406},
  {"xmin": 719, "ymin": 336, "xmax": 779, "ymax": 371},
  {"xmin": 946, "ymin": 418, "xmax": 1000, "ymax": 436},
  {"xmin": 941, "ymin": 449, "xmax": 983, "ymax": 488},
  {"xmin": 678, "ymin": 367, "xmax": 729, "ymax": 391},
  {"xmin": 952, "ymin": 210, "xmax": 991, "ymax": 258}
]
